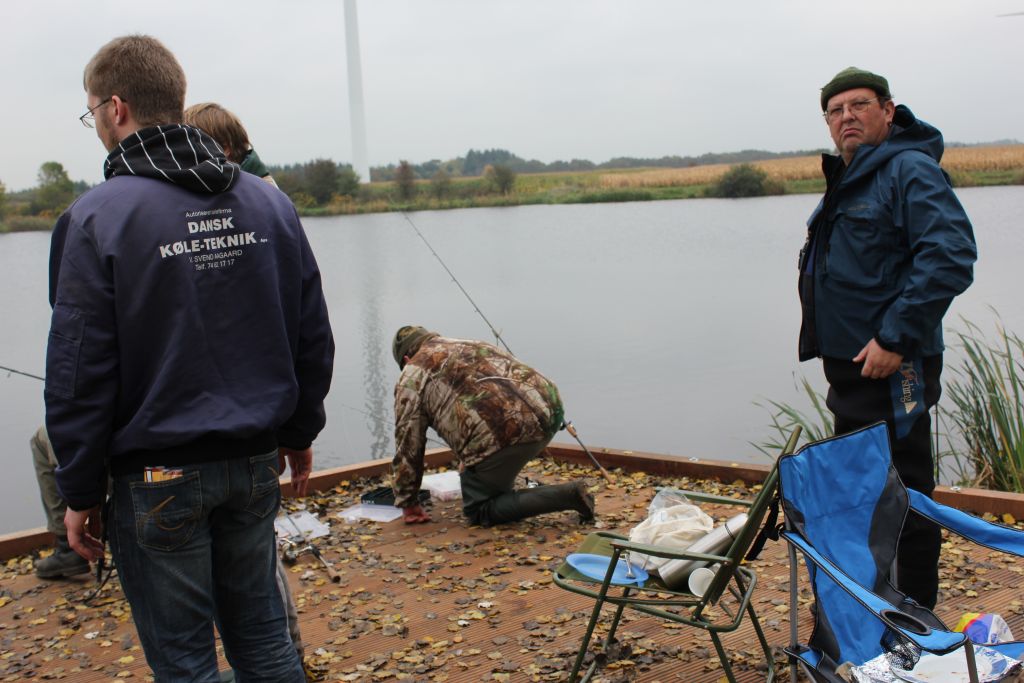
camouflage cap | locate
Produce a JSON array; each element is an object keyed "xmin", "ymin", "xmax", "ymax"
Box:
[
  {"xmin": 392, "ymin": 326, "xmax": 438, "ymax": 369},
  {"xmin": 820, "ymin": 67, "xmax": 891, "ymax": 111}
]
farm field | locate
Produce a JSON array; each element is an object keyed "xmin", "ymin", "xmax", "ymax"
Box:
[
  {"xmin": 599, "ymin": 144, "xmax": 1024, "ymax": 190},
  {"xmin": 310, "ymin": 144, "xmax": 1024, "ymax": 216}
]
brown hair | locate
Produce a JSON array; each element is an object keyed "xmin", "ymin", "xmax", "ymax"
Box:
[
  {"xmin": 183, "ymin": 103, "xmax": 251, "ymax": 163},
  {"xmin": 83, "ymin": 35, "xmax": 186, "ymax": 127}
]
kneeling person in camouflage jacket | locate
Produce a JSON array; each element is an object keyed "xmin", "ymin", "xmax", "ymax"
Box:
[{"xmin": 391, "ymin": 326, "xmax": 595, "ymax": 527}]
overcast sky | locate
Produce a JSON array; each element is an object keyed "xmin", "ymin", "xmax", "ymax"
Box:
[{"xmin": 2, "ymin": 0, "xmax": 1022, "ymax": 190}]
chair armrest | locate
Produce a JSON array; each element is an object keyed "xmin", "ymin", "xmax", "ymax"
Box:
[
  {"xmin": 781, "ymin": 529, "xmax": 966, "ymax": 655},
  {"xmin": 670, "ymin": 489, "xmax": 754, "ymax": 509},
  {"xmin": 608, "ymin": 537, "xmax": 730, "ymax": 565},
  {"xmin": 908, "ymin": 489, "xmax": 1024, "ymax": 557}
]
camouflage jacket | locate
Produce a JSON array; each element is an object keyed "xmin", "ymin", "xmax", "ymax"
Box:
[{"xmin": 391, "ymin": 337, "xmax": 564, "ymax": 508}]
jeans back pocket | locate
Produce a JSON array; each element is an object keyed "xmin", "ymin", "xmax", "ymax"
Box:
[
  {"xmin": 129, "ymin": 473, "xmax": 202, "ymax": 552},
  {"xmin": 245, "ymin": 450, "xmax": 281, "ymax": 520}
]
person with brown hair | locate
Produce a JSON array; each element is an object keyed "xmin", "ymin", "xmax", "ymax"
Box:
[
  {"xmin": 184, "ymin": 100, "xmax": 311, "ymax": 673},
  {"xmin": 184, "ymin": 102, "xmax": 278, "ymax": 186},
  {"xmin": 30, "ymin": 426, "xmax": 89, "ymax": 579},
  {"xmin": 47, "ymin": 34, "xmax": 333, "ymax": 681}
]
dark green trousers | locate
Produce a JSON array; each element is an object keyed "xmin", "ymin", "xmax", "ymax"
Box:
[{"xmin": 461, "ymin": 437, "xmax": 581, "ymax": 526}]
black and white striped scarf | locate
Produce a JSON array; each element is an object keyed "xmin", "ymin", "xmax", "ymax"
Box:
[{"xmin": 103, "ymin": 124, "xmax": 239, "ymax": 194}]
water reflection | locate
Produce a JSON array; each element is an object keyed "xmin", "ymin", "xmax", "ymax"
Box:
[
  {"xmin": 353, "ymin": 221, "xmax": 393, "ymax": 460},
  {"xmin": 2, "ymin": 189, "xmax": 1023, "ymax": 533}
]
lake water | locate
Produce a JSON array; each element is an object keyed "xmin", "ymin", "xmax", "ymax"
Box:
[{"xmin": 2, "ymin": 186, "xmax": 1022, "ymax": 534}]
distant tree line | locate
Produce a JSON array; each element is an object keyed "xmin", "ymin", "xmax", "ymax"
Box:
[
  {"xmin": 6, "ymin": 138, "xmax": 1017, "ymax": 227},
  {"xmin": 0, "ymin": 162, "xmax": 93, "ymax": 231},
  {"xmin": 368, "ymin": 147, "xmax": 833, "ymax": 181},
  {"xmin": 270, "ymin": 159, "xmax": 360, "ymax": 207},
  {"xmin": 266, "ymin": 154, "xmax": 519, "ymax": 207}
]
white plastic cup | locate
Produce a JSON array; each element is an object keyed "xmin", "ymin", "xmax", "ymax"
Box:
[{"xmin": 687, "ymin": 563, "xmax": 721, "ymax": 596}]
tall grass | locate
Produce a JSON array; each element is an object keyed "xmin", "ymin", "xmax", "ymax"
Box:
[
  {"xmin": 941, "ymin": 317, "xmax": 1024, "ymax": 492},
  {"xmin": 942, "ymin": 145, "xmax": 1024, "ymax": 173},
  {"xmin": 755, "ymin": 316, "xmax": 1024, "ymax": 493},
  {"xmin": 753, "ymin": 376, "xmax": 833, "ymax": 460},
  {"xmin": 0, "ymin": 215, "xmax": 53, "ymax": 232},
  {"xmin": 599, "ymin": 156, "xmax": 823, "ymax": 190}
]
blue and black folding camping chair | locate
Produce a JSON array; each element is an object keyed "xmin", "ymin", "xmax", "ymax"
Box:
[{"xmin": 778, "ymin": 421, "xmax": 1024, "ymax": 683}]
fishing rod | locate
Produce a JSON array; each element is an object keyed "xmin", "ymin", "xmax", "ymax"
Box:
[
  {"xmin": 0, "ymin": 361, "xmax": 117, "ymax": 599},
  {"xmin": 0, "ymin": 365, "xmax": 45, "ymax": 381},
  {"xmin": 281, "ymin": 512, "xmax": 341, "ymax": 582},
  {"xmin": 400, "ymin": 212, "xmax": 614, "ymax": 484}
]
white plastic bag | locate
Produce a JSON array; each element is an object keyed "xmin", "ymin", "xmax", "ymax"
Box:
[{"xmin": 628, "ymin": 488, "xmax": 714, "ymax": 571}]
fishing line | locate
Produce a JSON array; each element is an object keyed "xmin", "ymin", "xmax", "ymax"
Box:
[
  {"xmin": 399, "ymin": 212, "xmax": 614, "ymax": 483},
  {"xmin": 1, "ymin": 364, "xmax": 446, "ymax": 448},
  {"xmin": 400, "ymin": 212, "xmax": 513, "ymax": 354}
]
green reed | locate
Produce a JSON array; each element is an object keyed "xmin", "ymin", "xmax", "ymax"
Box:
[
  {"xmin": 753, "ymin": 376, "xmax": 833, "ymax": 460},
  {"xmin": 755, "ymin": 316, "xmax": 1024, "ymax": 492},
  {"xmin": 940, "ymin": 317, "xmax": 1024, "ymax": 492}
]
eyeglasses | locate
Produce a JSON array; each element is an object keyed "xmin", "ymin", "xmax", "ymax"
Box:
[
  {"xmin": 79, "ymin": 98, "xmax": 112, "ymax": 128},
  {"xmin": 823, "ymin": 97, "xmax": 882, "ymax": 123}
]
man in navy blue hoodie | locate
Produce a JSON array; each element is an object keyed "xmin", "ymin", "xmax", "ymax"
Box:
[
  {"xmin": 45, "ymin": 35, "xmax": 334, "ymax": 681},
  {"xmin": 798, "ymin": 68, "xmax": 976, "ymax": 609}
]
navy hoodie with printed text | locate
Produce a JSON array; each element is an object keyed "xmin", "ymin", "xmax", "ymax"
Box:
[{"xmin": 45, "ymin": 125, "xmax": 335, "ymax": 510}]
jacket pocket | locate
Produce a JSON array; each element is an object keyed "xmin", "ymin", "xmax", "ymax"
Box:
[
  {"xmin": 45, "ymin": 304, "xmax": 85, "ymax": 399},
  {"xmin": 825, "ymin": 206, "xmax": 897, "ymax": 289},
  {"xmin": 130, "ymin": 473, "xmax": 202, "ymax": 551},
  {"xmin": 245, "ymin": 450, "xmax": 281, "ymax": 520}
]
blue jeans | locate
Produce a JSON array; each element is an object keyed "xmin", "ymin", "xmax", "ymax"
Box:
[{"xmin": 109, "ymin": 451, "xmax": 304, "ymax": 682}]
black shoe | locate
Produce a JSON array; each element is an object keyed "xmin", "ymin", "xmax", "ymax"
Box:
[
  {"xmin": 573, "ymin": 481, "xmax": 596, "ymax": 523},
  {"xmin": 35, "ymin": 536, "xmax": 90, "ymax": 579}
]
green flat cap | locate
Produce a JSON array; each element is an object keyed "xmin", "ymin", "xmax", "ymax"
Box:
[
  {"xmin": 820, "ymin": 67, "xmax": 890, "ymax": 111},
  {"xmin": 392, "ymin": 325, "xmax": 438, "ymax": 368}
]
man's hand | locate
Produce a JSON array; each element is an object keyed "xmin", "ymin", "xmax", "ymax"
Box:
[
  {"xmin": 279, "ymin": 446, "xmax": 314, "ymax": 497},
  {"xmin": 64, "ymin": 506, "xmax": 104, "ymax": 562},
  {"xmin": 402, "ymin": 504, "xmax": 431, "ymax": 524},
  {"xmin": 853, "ymin": 339, "xmax": 903, "ymax": 380}
]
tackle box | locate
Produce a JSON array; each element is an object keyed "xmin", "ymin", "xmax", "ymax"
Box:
[{"xmin": 360, "ymin": 486, "xmax": 431, "ymax": 507}]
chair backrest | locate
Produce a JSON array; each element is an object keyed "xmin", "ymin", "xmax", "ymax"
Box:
[
  {"xmin": 778, "ymin": 422, "xmax": 911, "ymax": 666},
  {"xmin": 700, "ymin": 427, "xmax": 800, "ymax": 604}
]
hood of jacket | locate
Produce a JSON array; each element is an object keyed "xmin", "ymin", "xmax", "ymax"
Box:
[
  {"xmin": 240, "ymin": 148, "xmax": 272, "ymax": 179},
  {"xmin": 831, "ymin": 105, "xmax": 944, "ymax": 187},
  {"xmin": 103, "ymin": 124, "xmax": 239, "ymax": 194}
]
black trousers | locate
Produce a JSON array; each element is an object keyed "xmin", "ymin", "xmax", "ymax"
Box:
[{"xmin": 822, "ymin": 355, "xmax": 943, "ymax": 609}]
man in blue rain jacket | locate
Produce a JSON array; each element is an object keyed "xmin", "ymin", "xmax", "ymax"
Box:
[{"xmin": 798, "ymin": 67, "xmax": 976, "ymax": 609}]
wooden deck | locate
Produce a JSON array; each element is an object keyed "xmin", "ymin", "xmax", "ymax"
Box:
[{"xmin": 2, "ymin": 450, "xmax": 1024, "ymax": 682}]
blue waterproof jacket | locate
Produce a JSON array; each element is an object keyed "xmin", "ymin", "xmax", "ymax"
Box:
[
  {"xmin": 798, "ymin": 105, "xmax": 976, "ymax": 362},
  {"xmin": 45, "ymin": 125, "xmax": 335, "ymax": 510}
]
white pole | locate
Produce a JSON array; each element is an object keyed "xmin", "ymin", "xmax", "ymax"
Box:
[{"xmin": 344, "ymin": 0, "xmax": 371, "ymax": 183}]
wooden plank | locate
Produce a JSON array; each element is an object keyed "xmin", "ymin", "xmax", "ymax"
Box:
[
  {"xmin": 6, "ymin": 445, "xmax": 1024, "ymax": 561},
  {"xmin": 3, "ymin": 458, "xmax": 1024, "ymax": 682}
]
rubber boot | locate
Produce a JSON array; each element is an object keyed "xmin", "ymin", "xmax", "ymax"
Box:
[
  {"xmin": 475, "ymin": 481, "xmax": 595, "ymax": 526},
  {"xmin": 35, "ymin": 536, "xmax": 90, "ymax": 579}
]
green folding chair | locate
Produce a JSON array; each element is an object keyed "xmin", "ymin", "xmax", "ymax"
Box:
[{"xmin": 553, "ymin": 427, "xmax": 800, "ymax": 683}]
